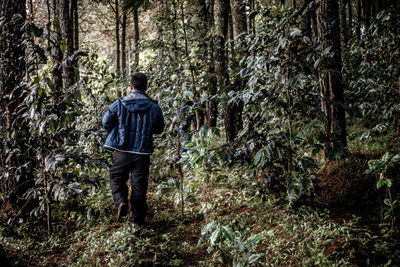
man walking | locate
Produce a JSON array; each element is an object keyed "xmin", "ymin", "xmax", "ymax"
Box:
[{"xmin": 102, "ymin": 73, "xmax": 165, "ymax": 225}]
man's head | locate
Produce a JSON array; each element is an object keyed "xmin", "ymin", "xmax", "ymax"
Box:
[{"xmin": 130, "ymin": 73, "xmax": 148, "ymax": 91}]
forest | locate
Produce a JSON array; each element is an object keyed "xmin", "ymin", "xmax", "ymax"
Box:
[{"xmin": 0, "ymin": 0, "xmax": 399, "ymax": 265}]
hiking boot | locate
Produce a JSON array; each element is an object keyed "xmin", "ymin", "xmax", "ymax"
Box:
[{"xmin": 117, "ymin": 202, "xmax": 128, "ymax": 221}]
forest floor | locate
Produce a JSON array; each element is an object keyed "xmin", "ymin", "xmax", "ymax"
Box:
[{"xmin": 1, "ymin": 168, "xmax": 400, "ymax": 266}]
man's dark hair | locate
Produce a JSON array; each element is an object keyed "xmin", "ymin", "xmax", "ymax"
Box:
[{"xmin": 131, "ymin": 73, "xmax": 148, "ymax": 91}]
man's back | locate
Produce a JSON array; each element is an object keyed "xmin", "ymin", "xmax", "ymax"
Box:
[{"xmin": 102, "ymin": 90, "xmax": 165, "ymax": 154}]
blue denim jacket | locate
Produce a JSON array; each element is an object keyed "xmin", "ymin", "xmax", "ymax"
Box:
[{"xmin": 102, "ymin": 90, "xmax": 165, "ymax": 154}]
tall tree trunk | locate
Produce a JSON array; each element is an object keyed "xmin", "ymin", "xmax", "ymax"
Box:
[
  {"xmin": 0, "ymin": 0, "xmax": 26, "ymax": 132},
  {"xmin": 317, "ymin": 0, "xmax": 347, "ymax": 159},
  {"xmin": 214, "ymin": 0, "xmax": 230, "ymax": 133},
  {"xmin": 71, "ymin": 0, "xmax": 79, "ymax": 93},
  {"xmin": 357, "ymin": 0, "xmax": 362, "ymax": 38},
  {"xmin": 226, "ymin": 0, "xmax": 247, "ymax": 143},
  {"xmin": 348, "ymin": 0, "xmax": 353, "ymax": 37},
  {"xmin": 292, "ymin": 0, "xmax": 296, "ymax": 9},
  {"xmin": 115, "ymin": 0, "xmax": 120, "ymax": 73},
  {"xmin": 0, "ymin": 0, "xmax": 27, "ymax": 203},
  {"xmin": 71, "ymin": 0, "xmax": 79, "ymax": 50},
  {"xmin": 206, "ymin": 0, "xmax": 218, "ymax": 127},
  {"xmin": 363, "ymin": 0, "xmax": 371, "ymax": 29},
  {"xmin": 121, "ymin": 8, "xmax": 127, "ymax": 79},
  {"xmin": 58, "ymin": 0, "xmax": 75, "ymax": 90},
  {"xmin": 133, "ymin": 6, "xmax": 139, "ymax": 68},
  {"xmin": 339, "ymin": 0, "xmax": 348, "ymax": 67},
  {"xmin": 46, "ymin": 0, "xmax": 51, "ymax": 48},
  {"xmin": 52, "ymin": 0, "xmax": 64, "ymax": 92}
]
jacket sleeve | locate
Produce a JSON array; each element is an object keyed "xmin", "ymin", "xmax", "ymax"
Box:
[
  {"xmin": 152, "ymin": 104, "xmax": 165, "ymax": 135},
  {"xmin": 102, "ymin": 100, "xmax": 119, "ymax": 133}
]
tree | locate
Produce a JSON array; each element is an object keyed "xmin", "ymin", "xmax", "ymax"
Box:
[
  {"xmin": 133, "ymin": 5, "xmax": 139, "ymax": 68},
  {"xmin": 214, "ymin": 0, "xmax": 230, "ymax": 134},
  {"xmin": 225, "ymin": 0, "xmax": 247, "ymax": 143},
  {"xmin": 0, "ymin": 0, "xmax": 27, "ymax": 204},
  {"xmin": 71, "ymin": 0, "xmax": 79, "ymax": 51},
  {"xmin": 317, "ymin": 0, "xmax": 347, "ymax": 159},
  {"xmin": 121, "ymin": 7, "xmax": 127, "ymax": 78},
  {"xmin": 115, "ymin": 0, "xmax": 121, "ymax": 73},
  {"xmin": 52, "ymin": 0, "xmax": 64, "ymax": 91},
  {"xmin": 0, "ymin": 0, "xmax": 26, "ymax": 136},
  {"xmin": 58, "ymin": 0, "xmax": 76, "ymax": 90}
]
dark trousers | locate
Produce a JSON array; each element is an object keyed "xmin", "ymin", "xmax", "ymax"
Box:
[{"xmin": 110, "ymin": 151, "xmax": 150, "ymax": 223}]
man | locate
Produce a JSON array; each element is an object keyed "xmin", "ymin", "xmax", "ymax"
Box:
[{"xmin": 102, "ymin": 73, "xmax": 165, "ymax": 225}]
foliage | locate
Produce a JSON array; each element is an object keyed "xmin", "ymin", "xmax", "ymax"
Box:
[
  {"xmin": 200, "ymin": 220, "xmax": 262, "ymax": 266},
  {"xmin": 366, "ymin": 152, "xmax": 400, "ymax": 232},
  {"xmin": 347, "ymin": 10, "xmax": 400, "ymax": 133}
]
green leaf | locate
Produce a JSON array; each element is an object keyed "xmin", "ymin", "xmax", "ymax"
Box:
[
  {"xmin": 382, "ymin": 152, "xmax": 390, "ymax": 162},
  {"xmin": 201, "ymin": 221, "xmax": 217, "ymax": 235},
  {"xmin": 221, "ymin": 225, "xmax": 235, "ymax": 242},
  {"xmin": 210, "ymin": 228, "xmax": 221, "ymax": 246}
]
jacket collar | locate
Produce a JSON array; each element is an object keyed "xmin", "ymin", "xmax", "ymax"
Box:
[{"xmin": 124, "ymin": 90, "xmax": 150, "ymax": 100}]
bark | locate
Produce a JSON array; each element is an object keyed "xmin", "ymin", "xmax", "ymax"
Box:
[
  {"xmin": 339, "ymin": 0, "xmax": 348, "ymax": 66},
  {"xmin": 133, "ymin": 6, "xmax": 139, "ymax": 67},
  {"xmin": 121, "ymin": 8, "xmax": 127, "ymax": 78},
  {"xmin": 71, "ymin": 0, "xmax": 79, "ymax": 87},
  {"xmin": 363, "ymin": 0, "xmax": 371, "ymax": 29},
  {"xmin": 46, "ymin": 0, "xmax": 51, "ymax": 48},
  {"xmin": 71, "ymin": 0, "xmax": 78, "ymax": 50},
  {"xmin": 317, "ymin": 0, "xmax": 347, "ymax": 159},
  {"xmin": 206, "ymin": 0, "xmax": 218, "ymax": 127},
  {"xmin": 52, "ymin": 0, "xmax": 63, "ymax": 91},
  {"xmin": 115, "ymin": 0, "xmax": 120, "ymax": 73},
  {"xmin": 0, "ymin": 0, "xmax": 26, "ymax": 130},
  {"xmin": 226, "ymin": 0, "xmax": 247, "ymax": 143},
  {"xmin": 348, "ymin": 0, "xmax": 353, "ymax": 37},
  {"xmin": 0, "ymin": 0, "xmax": 27, "ymax": 202},
  {"xmin": 292, "ymin": 0, "xmax": 296, "ymax": 9},
  {"xmin": 214, "ymin": 0, "xmax": 230, "ymax": 132},
  {"xmin": 58, "ymin": 0, "xmax": 75, "ymax": 89},
  {"xmin": 357, "ymin": 0, "xmax": 361, "ymax": 38}
]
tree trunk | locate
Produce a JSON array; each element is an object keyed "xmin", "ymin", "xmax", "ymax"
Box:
[
  {"xmin": 226, "ymin": 0, "xmax": 247, "ymax": 143},
  {"xmin": 317, "ymin": 0, "xmax": 347, "ymax": 159},
  {"xmin": 121, "ymin": 8, "xmax": 127, "ymax": 79},
  {"xmin": 363, "ymin": 0, "xmax": 371, "ymax": 29},
  {"xmin": 52, "ymin": 0, "xmax": 64, "ymax": 92},
  {"xmin": 133, "ymin": 6, "xmax": 139, "ymax": 68},
  {"xmin": 348, "ymin": 0, "xmax": 353, "ymax": 37},
  {"xmin": 58, "ymin": 0, "xmax": 75, "ymax": 90},
  {"xmin": 206, "ymin": 0, "xmax": 218, "ymax": 127},
  {"xmin": 71, "ymin": 0, "xmax": 78, "ymax": 50},
  {"xmin": 46, "ymin": 0, "xmax": 51, "ymax": 48},
  {"xmin": 292, "ymin": 0, "xmax": 296, "ymax": 9},
  {"xmin": 214, "ymin": 0, "xmax": 230, "ymax": 134},
  {"xmin": 71, "ymin": 0, "xmax": 79, "ymax": 93},
  {"xmin": 0, "ymin": 0, "xmax": 27, "ymax": 201},
  {"xmin": 115, "ymin": 0, "xmax": 120, "ymax": 73},
  {"xmin": 0, "ymin": 0, "xmax": 26, "ymax": 129},
  {"xmin": 357, "ymin": 0, "xmax": 361, "ymax": 38},
  {"xmin": 339, "ymin": 0, "xmax": 348, "ymax": 67}
]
